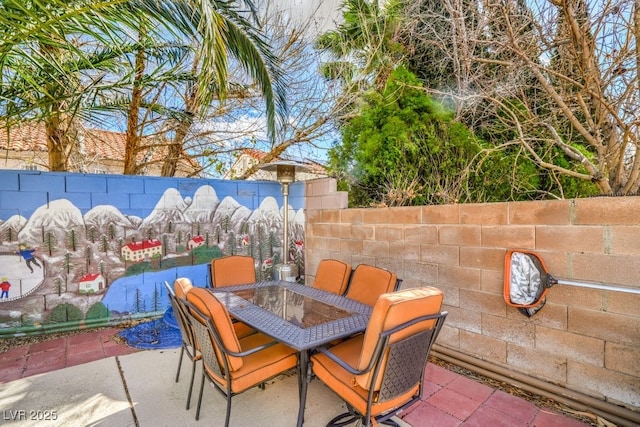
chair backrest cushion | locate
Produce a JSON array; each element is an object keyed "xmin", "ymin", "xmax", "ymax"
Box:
[
  {"xmin": 211, "ymin": 255, "xmax": 257, "ymax": 287},
  {"xmin": 346, "ymin": 264, "xmax": 397, "ymax": 306},
  {"xmin": 174, "ymin": 277, "xmax": 193, "ymax": 299},
  {"xmin": 356, "ymin": 287, "xmax": 444, "ymax": 390},
  {"xmin": 313, "ymin": 259, "xmax": 352, "ymax": 295},
  {"xmin": 186, "ymin": 287, "xmax": 244, "ymax": 371}
]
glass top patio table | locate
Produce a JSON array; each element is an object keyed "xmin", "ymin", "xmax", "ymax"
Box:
[
  {"xmin": 209, "ymin": 280, "xmax": 372, "ymax": 351},
  {"xmin": 210, "ymin": 280, "xmax": 373, "ymax": 425}
]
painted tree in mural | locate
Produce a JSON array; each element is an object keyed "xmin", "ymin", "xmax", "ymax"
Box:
[
  {"xmin": 47, "ymin": 303, "xmax": 83, "ymax": 323},
  {"xmin": 4, "ymin": 227, "xmax": 16, "ymax": 242},
  {"xmin": 100, "ymin": 235, "xmax": 109, "ymax": 253},
  {"xmin": 67, "ymin": 229, "xmax": 79, "ymax": 252},
  {"xmin": 108, "ymin": 223, "xmax": 117, "ymax": 240},
  {"xmin": 64, "ymin": 253, "xmax": 72, "ymax": 274},
  {"xmin": 44, "ymin": 231, "xmax": 56, "ymax": 256},
  {"xmin": 215, "ymin": 225, "xmax": 222, "ymax": 244},
  {"xmin": 53, "ymin": 277, "xmax": 65, "ymax": 296},
  {"xmin": 133, "ymin": 288, "xmax": 145, "ymax": 313},
  {"xmin": 87, "ymin": 227, "xmax": 98, "ymax": 244},
  {"xmin": 151, "ymin": 284, "xmax": 161, "ymax": 312},
  {"xmin": 86, "ymin": 302, "xmax": 109, "ymax": 320},
  {"xmin": 226, "ymin": 232, "xmax": 237, "ymax": 255},
  {"xmin": 85, "ymin": 246, "xmax": 93, "ymax": 272},
  {"xmin": 162, "ymin": 235, "xmax": 169, "ymax": 256}
]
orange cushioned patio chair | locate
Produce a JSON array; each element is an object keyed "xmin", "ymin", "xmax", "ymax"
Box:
[
  {"xmin": 209, "ymin": 255, "xmax": 257, "ymax": 337},
  {"xmin": 167, "ymin": 278, "xmax": 201, "ymax": 410},
  {"xmin": 184, "ymin": 287, "xmax": 298, "ymax": 426},
  {"xmin": 344, "ymin": 264, "xmax": 399, "ymax": 307},
  {"xmin": 310, "ymin": 287, "xmax": 447, "ymax": 427},
  {"xmin": 210, "ymin": 255, "xmax": 257, "ymax": 288},
  {"xmin": 312, "ymin": 259, "xmax": 352, "ymax": 295}
]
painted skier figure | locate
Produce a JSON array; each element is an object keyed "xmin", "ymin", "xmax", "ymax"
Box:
[
  {"xmin": 17, "ymin": 244, "xmax": 42, "ymax": 273},
  {"xmin": 0, "ymin": 278, "xmax": 10, "ymax": 299}
]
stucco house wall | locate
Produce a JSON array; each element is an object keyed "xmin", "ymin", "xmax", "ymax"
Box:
[{"xmin": 304, "ymin": 178, "xmax": 640, "ymax": 412}]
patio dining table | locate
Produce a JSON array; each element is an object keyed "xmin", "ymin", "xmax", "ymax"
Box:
[{"xmin": 209, "ymin": 280, "xmax": 372, "ymax": 426}]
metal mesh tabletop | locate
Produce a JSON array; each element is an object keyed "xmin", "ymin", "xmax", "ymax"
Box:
[{"xmin": 210, "ymin": 281, "xmax": 372, "ymax": 351}]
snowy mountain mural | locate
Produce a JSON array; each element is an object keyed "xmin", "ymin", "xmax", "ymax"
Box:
[
  {"xmin": 0, "ymin": 214, "xmax": 27, "ymax": 238},
  {"xmin": 85, "ymin": 205, "xmax": 134, "ymax": 228},
  {"xmin": 183, "ymin": 185, "xmax": 221, "ymax": 223},
  {"xmin": 0, "ymin": 181, "xmax": 305, "ymax": 333},
  {"xmin": 17, "ymin": 199, "xmax": 85, "ymax": 244}
]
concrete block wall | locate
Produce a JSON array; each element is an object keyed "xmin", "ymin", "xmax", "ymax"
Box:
[
  {"xmin": 0, "ymin": 170, "xmax": 298, "ymax": 334},
  {"xmin": 304, "ymin": 186, "xmax": 640, "ymax": 411}
]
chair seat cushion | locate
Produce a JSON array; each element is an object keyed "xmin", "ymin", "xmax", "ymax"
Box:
[{"xmin": 311, "ymin": 335, "xmax": 418, "ymax": 418}]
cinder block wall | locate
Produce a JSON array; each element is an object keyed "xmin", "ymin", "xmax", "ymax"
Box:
[{"xmin": 304, "ymin": 179, "xmax": 640, "ymax": 411}]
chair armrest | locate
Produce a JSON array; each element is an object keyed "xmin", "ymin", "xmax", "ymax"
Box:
[
  {"xmin": 224, "ymin": 338, "xmax": 281, "ymax": 358},
  {"xmin": 316, "ymin": 311, "xmax": 449, "ymax": 376},
  {"xmin": 184, "ymin": 298, "xmax": 282, "ymax": 359},
  {"xmin": 314, "ymin": 346, "xmax": 371, "ymax": 376}
]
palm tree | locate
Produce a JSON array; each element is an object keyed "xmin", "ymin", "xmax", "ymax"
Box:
[
  {"xmin": 0, "ymin": 0, "xmax": 287, "ymax": 174},
  {"xmin": 316, "ymin": 0, "xmax": 405, "ymax": 89}
]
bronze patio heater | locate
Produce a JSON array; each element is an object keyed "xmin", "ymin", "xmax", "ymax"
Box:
[{"xmin": 259, "ymin": 160, "xmax": 308, "ymax": 282}]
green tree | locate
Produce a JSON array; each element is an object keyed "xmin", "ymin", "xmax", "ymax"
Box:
[
  {"xmin": 0, "ymin": 0, "xmax": 287, "ymax": 174},
  {"xmin": 86, "ymin": 302, "xmax": 109, "ymax": 320},
  {"xmin": 316, "ymin": 0, "xmax": 405, "ymax": 89},
  {"xmin": 46, "ymin": 303, "xmax": 83, "ymax": 323},
  {"xmin": 398, "ymin": 0, "xmax": 638, "ymax": 196},
  {"xmin": 329, "ymin": 67, "xmax": 485, "ymax": 206}
]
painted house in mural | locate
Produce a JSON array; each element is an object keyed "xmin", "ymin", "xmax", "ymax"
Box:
[
  {"xmin": 187, "ymin": 235, "xmax": 205, "ymax": 250},
  {"xmin": 78, "ymin": 273, "xmax": 106, "ymax": 294},
  {"xmin": 121, "ymin": 239, "xmax": 163, "ymax": 262}
]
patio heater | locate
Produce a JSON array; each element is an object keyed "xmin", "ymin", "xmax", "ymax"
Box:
[{"xmin": 259, "ymin": 160, "xmax": 308, "ymax": 282}]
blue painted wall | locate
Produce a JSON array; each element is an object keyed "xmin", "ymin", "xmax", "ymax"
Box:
[{"xmin": 0, "ymin": 170, "xmax": 306, "ymax": 335}]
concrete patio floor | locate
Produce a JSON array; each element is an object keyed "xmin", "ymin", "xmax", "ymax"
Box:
[{"xmin": 0, "ymin": 328, "xmax": 593, "ymax": 426}]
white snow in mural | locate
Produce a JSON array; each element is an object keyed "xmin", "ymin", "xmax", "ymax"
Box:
[
  {"xmin": 0, "ymin": 214, "xmax": 27, "ymax": 235},
  {"xmin": 85, "ymin": 205, "xmax": 134, "ymax": 228},
  {"xmin": 183, "ymin": 185, "xmax": 221, "ymax": 223},
  {"xmin": 18, "ymin": 199, "xmax": 84, "ymax": 243},
  {"xmin": 139, "ymin": 188, "xmax": 189, "ymax": 228}
]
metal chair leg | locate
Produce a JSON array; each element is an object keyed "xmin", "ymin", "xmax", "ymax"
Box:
[
  {"xmin": 186, "ymin": 358, "xmax": 197, "ymax": 410},
  {"xmin": 224, "ymin": 394, "xmax": 232, "ymax": 427},
  {"xmin": 195, "ymin": 371, "xmax": 205, "ymax": 420},
  {"xmin": 175, "ymin": 345, "xmax": 185, "ymax": 382}
]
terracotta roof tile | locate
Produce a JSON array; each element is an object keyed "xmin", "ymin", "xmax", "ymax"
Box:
[{"xmin": 0, "ymin": 122, "xmax": 194, "ymax": 166}]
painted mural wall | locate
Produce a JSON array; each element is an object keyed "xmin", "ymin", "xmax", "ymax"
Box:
[{"xmin": 0, "ymin": 171, "xmax": 306, "ymax": 335}]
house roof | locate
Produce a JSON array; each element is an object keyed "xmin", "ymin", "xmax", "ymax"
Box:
[
  {"xmin": 79, "ymin": 273, "xmax": 103, "ymax": 282},
  {"xmin": 0, "ymin": 122, "xmax": 197, "ymax": 170},
  {"xmin": 226, "ymin": 148, "xmax": 327, "ymax": 179},
  {"xmin": 123, "ymin": 239, "xmax": 163, "ymax": 251}
]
